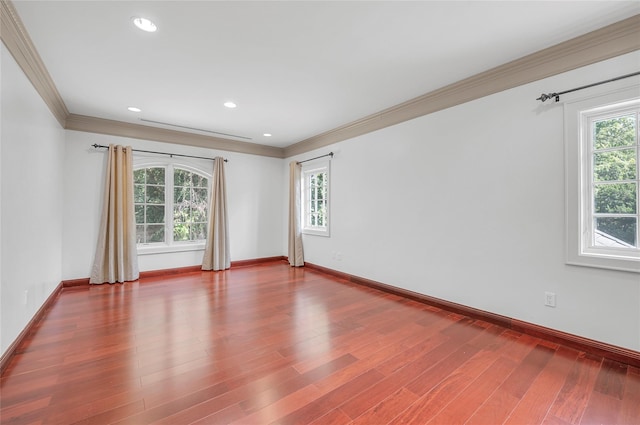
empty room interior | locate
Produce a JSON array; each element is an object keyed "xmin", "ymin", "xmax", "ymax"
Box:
[{"xmin": 1, "ymin": 1, "xmax": 640, "ymax": 424}]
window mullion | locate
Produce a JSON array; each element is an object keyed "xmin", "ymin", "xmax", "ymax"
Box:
[
  {"xmin": 587, "ymin": 116, "xmax": 596, "ymax": 246},
  {"xmin": 637, "ymin": 111, "xmax": 640, "ymax": 247},
  {"xmin": 166, "ymin": 164, "xmax": 174, "ymax": 246}
]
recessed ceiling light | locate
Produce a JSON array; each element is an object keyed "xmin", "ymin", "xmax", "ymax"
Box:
[
  {"xmin": 263, "ymin": 133, "xmax": 272, "ymax": 137},
  {"xmin": 127, "ymin": 106, "xmax": 142, "ymax": 112},
  {"xmin": 132, "ymin": 17, "xmax": 157, "ymax": 32},
  {"xmin": 224, "ymin": 101, "xmax": 237, "ymax": 109}
]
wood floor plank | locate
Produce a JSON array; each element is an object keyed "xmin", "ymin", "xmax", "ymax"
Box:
[
  {"xmin": 464, "ymin": 384, "xmax": 521, "ymax": 425},
  {"xmin": 504, "ymin": 346, "xmax": 578, "ymax": 424},
  {"xmin": 387, "ymin": 333, "xmax": 510, "ymax": 425},
  {"xmin": 403, "ymin": 341, "xmax": 483, "ymax": 397},
  {"xmin": 620, "ymin": 366, "xmax": 640, "ymax": 424},
  {"xmin": 593, "ymin": 357, "xmax": 628, "ymax": 399},
  {"xmin": 1, "ymin": 262, "xmax": 638, "ymax": 425},
  {"xmin": 578, "ymin": 357, "xmax": 629, "ymax": 425},
  {"xmin": 65, "ymin": 400, "xmax": 146, "ymax": 425},
  {"xmin": 238, "ymin": 354, "xmax": 357, "ymax": 414},
  {"xmin": 542, "ymin": 414, "xmax": 574, "ymax": 425},
  {"xmin": 0, "ymin": 396, "xmax": 50, "ymax": 424},
  {"xmin": 372, "ymin": 319, "xmax": 456, "ymax": 377},
  {"xmin": 111, "ymin": 382, "xmax": 230, "ymax": 425},
  {"xmin": 350, "ymin": 387, "xmax": 418, "ymax": 425},
  {"xmin": 340, "ymin": 337, "xmax": 466, "ymax": 420},
  {"xmin": 307, "ymin": 408, "xmax": 352, "ymax": 425},
  {"xmin": 229, "ymin": 384, "xmax": 322, "ymax": 425},
  {"xmin": 310, "ymin": 331, "xmax": 436, "ymax": 395},
  {"xmin": 425, "ymin": 356, "xmax": 517, "ymax": 424},
  {"xmin": 185, "ymin": 403, "xmax": 247, "ymax": 425},
  {"xmin": 579, "ymin": 391, "xmax": 622, "ymax": 424},
  {"xmin": 276, "ymin": 369, "xmax": 386, "ymax": 425},
  {"xmin": 150, "ymin": 366, "xmax": 300, "ymax": 424},
  {"xmin": 500, "ymin": 343, "xmax": 556, "ymax": 399},
  {"xmin": 547, "ymin": 352, "xmax": 602, "ymax": 424},
  {"xmin": 463, "ymin": 343, "xmax": 555, "ymax": 424},
  {"xmin": 42, "ymin": 391, "xmax": 145, "ymax": 425}
]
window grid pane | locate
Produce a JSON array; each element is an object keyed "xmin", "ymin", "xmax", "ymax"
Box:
[
  {"xmin": 595, "ymin": 217, "xmax": 637, "ymax": 248},
  {"xmin": 304, "ymin": 170, "xmax": 328, "ymax": 230},
  {"xmin": 593, "ymin": 115, "xmax": 636, "ymax": 150},
  {"xmin": 173, "ymin": 169, "xmax": 208, "ymax": 242},
  {"xmin": 134, "ymin": 167, "xmax": 166, "ymax": 244}
]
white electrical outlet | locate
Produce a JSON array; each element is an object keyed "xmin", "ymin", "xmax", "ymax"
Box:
[
  {"xmin": 544, "ymin": 291, "xmax": 556, "ymax": 307},
  {"xmin": 23, "ymin": 290, "xmax": 29, "ymax": 306}
]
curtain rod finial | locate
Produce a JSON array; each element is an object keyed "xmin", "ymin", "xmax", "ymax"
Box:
[{"xmin": 536, "ymin": 93, "xmax": 558, "ymax": 102}]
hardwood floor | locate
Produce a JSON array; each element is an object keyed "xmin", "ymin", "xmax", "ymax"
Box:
[{"xmin": 1, "ymin": 261, "xmax": 639, "ymax": 424}]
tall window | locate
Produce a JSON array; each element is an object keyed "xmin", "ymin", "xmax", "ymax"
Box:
[
  {"xmin": 565, "ymin": 89, "xmax": 640, "ymax": 272},
  {"xmin": 302, "ymin": 161, "xmax": 330, "ymax": 236},
  {"xmin": 134, "ymin": 165, "xmax": 209, "ymax": 248}
]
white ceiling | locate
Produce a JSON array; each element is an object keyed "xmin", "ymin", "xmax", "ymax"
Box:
[{"xmin": 11, "ymin": 1, "xmax": 640, "ymax": 148}]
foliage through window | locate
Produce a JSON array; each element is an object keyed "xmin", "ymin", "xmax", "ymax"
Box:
[
  {"xmin": 134, "ymin": 167, "xmax": 166, "ymax": 243},
  {"xmin": 134, "ymin": 166, "xmax": 209, "ymax": 246},
  {"xmin": 590, "ymin": 112, "xmax": 638, "ymax": 248},
  {"xmin": 302, "ymin": 161, "xmax": 330, "ymax": 236},
  {"xmin": 173, "ymin": 169, "xmax": 208, "ymax": 242}
]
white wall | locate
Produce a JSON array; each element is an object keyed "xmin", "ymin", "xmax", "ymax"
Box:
[
  {"xmin": 62, "ymin": 131, "xmax": 284, "ymax": 280},
  {"xmin": 1, "ymin": 44, "xmax": 66, "ymax": 354},
  {"xmin": 2, "ymin": 32, "xmax": 638, "ymax": 362},
  {"xmin": 286, "ymin": 51, "xmax": 640, "ymax": 351}
]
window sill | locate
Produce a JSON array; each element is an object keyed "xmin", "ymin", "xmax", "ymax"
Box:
[
  {"xmin": 137, "ymin": 242, "xmax": 206, "ymax": 255},
  {"xmin": 567, "ymin": 251, "xmax": 640, "ymax": 273},
  {"xmin": 302, "ymin": 228, "xmax": 330, "ymax": 237}
]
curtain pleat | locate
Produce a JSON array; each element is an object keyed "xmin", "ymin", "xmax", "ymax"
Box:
[
  {"xmin": 90, "ymin": 145, "xmax": 139, "ymax": 284},
  {"xmin": 288, "ymin": 161, "xmax": 304, "ymax": 267},
  {"xmin": 202, "ymin": 157, "xmax": 230, "ymax": 271}
]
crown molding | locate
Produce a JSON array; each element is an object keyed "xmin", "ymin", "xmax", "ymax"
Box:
[
  {"xmin": 65, "ymin": 114, "xmax": 285, "ymax": 158},
  {"xmin": 1, "ymin": 0, "xmax": 282, "ymax": 158},
  {"xmin": 284, "ymin": 14, "xmax": 640, "ymax": 158},
  {"xmin": 2, "ymin": 0, "xmax": 638, "ymax": 160},
  {"xmin": 0, "ymin": 0, "xmax": 68, "ymax": 127}
]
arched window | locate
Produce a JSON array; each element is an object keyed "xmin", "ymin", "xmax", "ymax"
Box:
[{"xmin": 134, "ymin": 162, "xmax": 210, "ymax": 250}]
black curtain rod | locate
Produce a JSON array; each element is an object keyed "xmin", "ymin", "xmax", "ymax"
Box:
[
  {"xmin": 536, "ymin": 71, "xmax": 640, "ymax": 102},
  {"xmin": 297, "ymin": 152, "xmax": 334, "ymax": 164},
  {"xmin": 91, "ymin": 144, "xmax": 228, "ymax": 162}
]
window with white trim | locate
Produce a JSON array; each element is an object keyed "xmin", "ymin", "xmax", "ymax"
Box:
[
  {"xmin": 565, "ymin": 87, "xmax": 640, "ymax": 273},
  {"xmin": 302, "ymin": 160, "xmax": 330, "ymax": 236},
  {"xmin": 134, "ymin": 163, "xmax": 210, "ymax": 251}
]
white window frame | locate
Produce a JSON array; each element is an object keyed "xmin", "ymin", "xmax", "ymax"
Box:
[
  {"xmin": 134, "ymin": 157, "xmax": 211, "ymax": 255},
  {"xmin": 565, "ymin": 85, "xmax": 640, "ymax": 273},
  {"xmin": 301, "ymin": 159, "xmax": 330, "ymax": 237}
]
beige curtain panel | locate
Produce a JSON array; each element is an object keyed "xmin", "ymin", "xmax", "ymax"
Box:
[
  {"xmin": 288, "ymin": 161, "xmax": 304, "ymax": 267},
  {"xmin": 202, "ymin": 157, "xmax": 230, "ymax": 271},
  {"xmin": 90, "ymin": 145, "xmax": 140, "ymax": 284}
]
